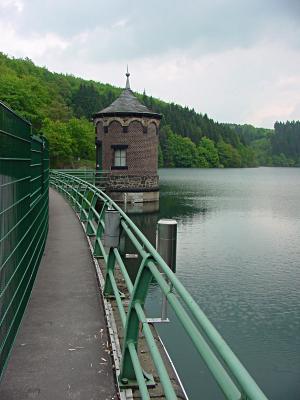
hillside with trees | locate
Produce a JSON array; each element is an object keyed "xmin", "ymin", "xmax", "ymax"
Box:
[
  {"xmin": 229, "ymin": 122, "xmax": 300, "ymax": 167},
  {"xmin": 271, "ymin": 121, "xmax": 300, "ymax": 166},
  {"xmin": 0, "ymin": 52, "xmax": 299, "ymax": 168}
]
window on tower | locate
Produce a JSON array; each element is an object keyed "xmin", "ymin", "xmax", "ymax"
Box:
[
  {"xmin": 115, "ymin": 149, "xmax": 126, "ymax": 167},
  {"xmin": 111, "ymin": 144, "xmax": 128, "ymax": 170}
]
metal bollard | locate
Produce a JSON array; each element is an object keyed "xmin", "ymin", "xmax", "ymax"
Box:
[
  {"xmin": 103, "ymin": 209, "xmax": 120, "ymax": 249},
  {"xmin": 148, "ymin": 219, "xmax": 177, "ymax": 323},
  {"xmin": 157, "ymin": 219, "xmax": 177, "ymax": 273}
]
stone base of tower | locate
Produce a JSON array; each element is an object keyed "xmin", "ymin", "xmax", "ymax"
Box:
[
  {"xmin": 109, "ymin": 190, "xmax": 159, "ymax": 204},
  {"xmin": 107, "ymin": 174, "xmax": 159, "ymax": 203}
]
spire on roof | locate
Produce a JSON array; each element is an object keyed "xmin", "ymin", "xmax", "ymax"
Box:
[
  {"xmin": 125, "ymin": 65, "xmax": 130, "ymax": 89},
  {"xmin": 93, "ymin": 66, "xmax": 162, "ymax": 119}
]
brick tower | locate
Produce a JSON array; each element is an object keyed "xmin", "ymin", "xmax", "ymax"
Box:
[{"xmin": 93, "ymin": 69, "xmax": 162, "ymax": 203}]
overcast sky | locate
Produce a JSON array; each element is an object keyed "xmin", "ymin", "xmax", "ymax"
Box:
[{"xmin": 0, "ymin": 0, "xmax": 299, "ymax": 128}]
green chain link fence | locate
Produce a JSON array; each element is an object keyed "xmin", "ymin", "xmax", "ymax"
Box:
[{"xmin": 0, "ymin": 101, "xmax": 49, "ymax": 380}]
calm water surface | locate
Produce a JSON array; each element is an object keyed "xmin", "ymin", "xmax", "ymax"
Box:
[{"xmin": 131, "ymin": 168, "xmax": 300, "ymax": 400}]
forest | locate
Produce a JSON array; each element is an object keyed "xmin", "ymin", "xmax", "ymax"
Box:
[{"xmin": 0, "ymin": 52, "xmax": 299, "ymax": 168}]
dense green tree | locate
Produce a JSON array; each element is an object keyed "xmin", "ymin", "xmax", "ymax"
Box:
[
  {"xmin": 217, "ymin": 140, "xmax": 241, "ymax": 168},
  {"xmin": 66, "ymin": 118, "xmax": 95, "ymax": 160},
  {"xmin": 42, "ymin": 118, "xmax": 95, "ymax": 167},
  {"xmin": 249, "ymin": 138, "xmax": 272, "ymax": 166},
  {"xmin": 158, "ymin": 144, "xmax": 164, "ymax": 168},
  {"xmin": 42, "ymin": 119, "xmax": 74, "ymax": 167},
  {"xmin": 73, "ymin": 84, "xmax": 103, "ymax": 118},
  {"xmin": 272, "ymin": 153, "xmax": 295, "ymax": 167},
  {"xmin": 159, "ymin": 125, "xmax": 175, "ymax": 167},
  {"xmin": 168, "ymin": 132, "xmax": 198, "ymax": 168},
  {"xmin": 271, "ymin": 121, "xmax": 300, "ymax": 163},
  {"xmin": 198, "ymin": 137, "xmax": 219, "ymax": 167},
  {"xmin": 228, "ymin": 123, "xmax": 272, "ymax": 146},
  {"xmin": 196, "ymin": 146, "xmax": 209, "ymax": 168},
  {"xmin": 238, "ymin": 145, "xmax": 258, "ymax": 167}
]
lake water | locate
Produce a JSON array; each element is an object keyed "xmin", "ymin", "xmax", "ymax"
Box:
[{"xmin": 130, "ymin": 168, "xmax": 300, "ymax": 399}]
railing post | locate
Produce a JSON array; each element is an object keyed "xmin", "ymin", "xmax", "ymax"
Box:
[
  {"xmin": 103, "ymin": 209, "xmax": 120, "ymax": 297},
  {"xmin": 65, "ymin": 176, "xmax": 71, "ymax": 202},
  {"xmin": 93, "ymin": 201, "xmax": 107, "ymax": 258},
  {"xmin": 86, "ymin": 192, "xmax": 97, "ymax": 236},
  {"xmin": 58, "ymin": 175, "xmax": 64, "ymax": 193},
  {"xmin": 79, "ymin": 187, "xmax": 89, "ymax": 221},
  {"xmin": 74, "ymin": 182, "xmax": 82, "ymax": 212},
  {"xmin": 70, "ymin": 179, "xmax": 77, "ymax": 208}
]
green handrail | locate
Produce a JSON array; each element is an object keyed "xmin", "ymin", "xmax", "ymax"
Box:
[
  {"xmin": 51, "ymin": 169, "xmax": 110, "ymax": 188},
  {"xmin": 49, "ymin": 170, "xmax": 268, "ymax": 400}
]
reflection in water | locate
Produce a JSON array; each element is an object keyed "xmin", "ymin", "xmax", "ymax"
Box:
[
  {"xmin": 159, "ymin": 184, "xmax": 208, "ymax": 222},
  {"xmin": 119, "ymin": 204, "xmax": 159, "ymax": 282}
]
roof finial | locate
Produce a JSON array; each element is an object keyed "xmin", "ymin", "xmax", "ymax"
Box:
[{"xmin": 125, "ymin": 65, "xmax": 130, "ymax": 89}]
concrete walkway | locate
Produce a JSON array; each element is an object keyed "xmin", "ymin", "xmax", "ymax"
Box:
[{"xmin": 0, "ymin": 189, "xmax": 117, "ymax": 400}]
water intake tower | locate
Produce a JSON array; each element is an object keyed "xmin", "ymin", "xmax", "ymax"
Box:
[{"xmin": 93, "ymin": 69, "xmax": 162, "ymax": 203}]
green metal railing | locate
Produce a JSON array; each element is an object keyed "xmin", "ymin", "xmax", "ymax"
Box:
[
  {"xmin": 51, "ymin": 169, "xmax": 110, "ymax": 189},
  {"xmin": 50, "ymin": 170, "xmax": 267, "ymax": 400},
  {"xmin": 0, "ymin": 101, "xmax": 49, "ymax": 380}
]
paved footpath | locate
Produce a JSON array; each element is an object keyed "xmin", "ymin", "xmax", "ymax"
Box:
[{"xmin": 0, "ymin": 189, "xmax": 117, "ymax": 400}]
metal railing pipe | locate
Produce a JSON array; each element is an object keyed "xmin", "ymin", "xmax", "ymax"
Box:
[
  {"xmin": 128, "ymin": 342, "xmax": 150, "ymax": 400},
  {"xmin": 135, "ymin": 303, "xmax": 178, "ymax": 400},
  {"xmin": 113, "ymin": 248, "xmax": 134, "ymax": 295}
]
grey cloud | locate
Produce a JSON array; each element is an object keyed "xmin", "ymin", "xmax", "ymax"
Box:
[
  {"xmin": 290, "ymin": 103, "xmax": 300, "ymax": 121},
  {"xmin": 1, "ymin": 0, "xmax": 299, "ymax": 127},
  {"xmin": 10, "ymin": 0, "xmax": 300, "ymax": 62}
]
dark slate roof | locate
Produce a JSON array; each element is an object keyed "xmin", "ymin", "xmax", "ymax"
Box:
[{"xmin": 93, "ymin": 72, "xmax": 162, "ymax": 119}]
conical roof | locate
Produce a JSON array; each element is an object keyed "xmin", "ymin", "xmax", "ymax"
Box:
[{"xmin": 93, "ymin": 69, "xmax": 161, "ymax": 119}]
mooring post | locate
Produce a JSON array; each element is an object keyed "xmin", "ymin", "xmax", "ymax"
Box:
[
  {"xmin": 103, "ymin": 208, "xmax": 120, "ymax": 249},
  {"xmin": 157, "ymin": 219, "xmax": 177, "ymax": 273},
  {"xmin": 148, "ymin": 219, "xmax": 177, "ymax": 323}
]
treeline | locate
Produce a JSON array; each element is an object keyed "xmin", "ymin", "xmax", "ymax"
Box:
[
  {"xmin": 0, "ymin": 52, "xmax": 299, "ymax": 168},
  {"xmin": 271, "ymin": 121, "xmax": 300, "ymax": 166},
  {"xmin": 229, "ymin": 124, "xmax": 274, "ymax": 166},
  {"xmin": 229, "ymin": 122, "xmax": 300, "ymax": 167},
  {"xmin": 159, "ymin": 125, "xmax": 257, "ymax": 168}
]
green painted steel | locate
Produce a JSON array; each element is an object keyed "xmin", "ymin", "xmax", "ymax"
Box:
[
  {"xmin": 50, "ymin": 170, "xmax": 268, "ymax": 400},
  {"xmin": 51, "ymin": 169, "xmax": 110, "ymax": 189},
  {"xmin": 0, "ymin": 101, "xmax": 49, "ymax": 380}
]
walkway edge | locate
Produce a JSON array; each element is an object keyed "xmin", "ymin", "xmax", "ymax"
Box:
[{"xmin": 78, "ymin": 217, "xmax": 133, "ymax": 400}]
